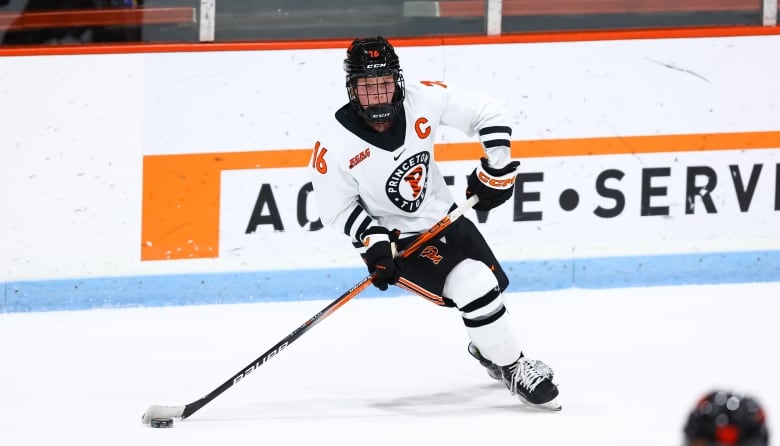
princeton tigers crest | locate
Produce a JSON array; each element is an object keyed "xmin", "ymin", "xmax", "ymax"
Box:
[{"xmin": 386, "ymin": 152, "xmax": 430, "ymax": 212}]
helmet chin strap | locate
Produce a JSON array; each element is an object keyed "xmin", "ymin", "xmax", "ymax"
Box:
[{"xmin": 363, "ymin": 104, "xmax": 395, "ymax": 124}]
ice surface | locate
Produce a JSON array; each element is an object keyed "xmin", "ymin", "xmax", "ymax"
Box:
[{"xmin": 1, "ymin": 282, "xmax": 778, "ymax": 445}]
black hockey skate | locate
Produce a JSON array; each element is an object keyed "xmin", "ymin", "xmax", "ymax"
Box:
[{"xmin": 468, "ymin": 342, "xmax": 561, "ymax": 411}]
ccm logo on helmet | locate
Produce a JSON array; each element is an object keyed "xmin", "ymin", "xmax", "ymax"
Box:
[
  {"xmin": 366, "ymin": 63, "xmax": 387, "ymax": 69},
  {"xmin": 478, "ymin": 171, "xmax": 516, "ymax": 188}
]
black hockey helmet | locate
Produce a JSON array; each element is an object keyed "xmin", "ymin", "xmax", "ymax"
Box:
[
  {"xmin": 684, "ymin": 390, "xmax": 769, "ymax": 446},
  {"xmin": 344, "ymin": 36, "xmax": 405, "ymax": 124}
]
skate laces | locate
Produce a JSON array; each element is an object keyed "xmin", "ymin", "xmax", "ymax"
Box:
[
  {"xmin": 509, "ymin": 358, "xmax": 549, "ymax": 395},
  {"xmin": 529, "ymin": 359, "xmax": 554, "ymax": 381}
]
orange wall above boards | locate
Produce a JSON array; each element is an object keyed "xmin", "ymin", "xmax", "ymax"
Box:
[{"xmin": 2, "ymin": 24, "xmax": 780, "ymax": 57}]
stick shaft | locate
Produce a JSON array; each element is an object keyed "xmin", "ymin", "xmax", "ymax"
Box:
[
  {"xmin": 179, "ymin": 277, "xmax": 371, "ymax": 418},
  {"xmin": 175, "ymin": 196, "xmax": 478, "ymax": 420}
]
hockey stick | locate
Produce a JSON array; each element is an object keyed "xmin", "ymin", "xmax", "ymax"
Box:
[{"xmin": 141, "ymin": 194, "xmax": 479, "ymax": 423}]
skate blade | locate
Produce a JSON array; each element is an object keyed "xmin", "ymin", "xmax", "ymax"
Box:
[{"xmin": 517, "ymin": 395, "xmax": 562, "ymax": 412}]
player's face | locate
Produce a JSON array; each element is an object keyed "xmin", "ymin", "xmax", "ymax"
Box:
[{"xmin": 355, "ymin": 75, "xmax": 395, "ymax": 108}]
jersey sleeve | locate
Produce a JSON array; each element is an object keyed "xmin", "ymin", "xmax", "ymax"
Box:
[
  {"xmin": 436, "ymin": 82, "xmax": 513, "ymax": 169},
  {"xmin": 308, "ymin": 139, "xmax": 377, "ymax": 247}
]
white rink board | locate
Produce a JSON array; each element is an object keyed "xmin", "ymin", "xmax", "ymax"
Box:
[
  {"xmin": 0, "ymin": 35, "xmax": 779, "ymax": 285},
  {"xmin": 140, "ymin": 36, "xmax": 780, "ymax": 152}
]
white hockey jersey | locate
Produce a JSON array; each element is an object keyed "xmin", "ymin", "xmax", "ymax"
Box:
[{"xmin": 309, "ymin": 80, "xmax": 513, "ymax": 248}]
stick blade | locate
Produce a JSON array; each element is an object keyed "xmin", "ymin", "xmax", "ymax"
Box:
[{"xmin": 141, "ymin": 405, "xmax": 185, "ymax": 424}]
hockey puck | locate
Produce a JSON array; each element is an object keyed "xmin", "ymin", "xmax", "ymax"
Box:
[{"xmin": 150, "ymin": 417, "xmax": 174, "ymax": 428}]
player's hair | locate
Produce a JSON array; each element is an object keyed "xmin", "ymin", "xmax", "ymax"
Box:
[
  {"xmin": 684, "ymin": 390, "xmax": 769, "ymax": 446},
  {"xmin": 344, "ymin": 36, "xmax": 405, "ymax": 124}
]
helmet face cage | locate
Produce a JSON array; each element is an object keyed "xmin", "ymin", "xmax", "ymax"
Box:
[
  {"xmin": 684, "ymin": 391, "xmax": 769, "ymax": 446},
  {"xmin": 344, "ymin": 36, "xmax": 405, "ymax": 124}
]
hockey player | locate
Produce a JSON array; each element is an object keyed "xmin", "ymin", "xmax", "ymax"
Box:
[
  {"xmin": 309, "ymin": 36, "xmax": 560, "ymax": 410},
  {"xmin": 683, "ymin": 390, "xmax": 769, "ymax": 445}
]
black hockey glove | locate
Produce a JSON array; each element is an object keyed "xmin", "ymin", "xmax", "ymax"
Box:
[
  {"xmin": 361, "ymin": 226, "xmax": 403, "ymax": 291},
  {"xmin": 466, "ymin": 157, "xmax": 521, "ymax": 212}
]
